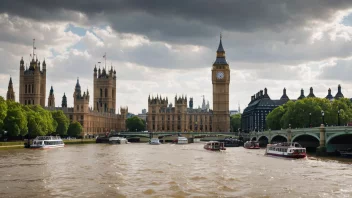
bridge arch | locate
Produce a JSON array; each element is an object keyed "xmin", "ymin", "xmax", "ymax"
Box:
[
  {"xmin": 270, "ymin": 134, "xmax": 288, "ymax": 143},
  {"xmin": 258, "ymin": 136, "xmax": 269, "ymax": 147},
  {"xmin": 292, "ymin": 133, "xmax": 320, "ymax": 143},
  {"xmin": 251, "ymin": 137, "xmax": 257, "ymax": 141},
  {"xmin": 326, "ymin": 133, "xmax": 352, "ymax": 153},
  {"xmin": 292, "ymin": 133, "xmax": 320, "ymax": 152}
]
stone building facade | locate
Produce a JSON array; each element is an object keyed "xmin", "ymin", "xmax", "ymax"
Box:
[
  {"xmin": 11, "ymin": 41, "xmax": 127, "ymax": 137},
  {"xmin": 242, "ymin": 85, "xmax": 346, "ymax": 132},
  {"xmin": 147, "ymin": 36, "xmax": 230, "ymax": 132}
]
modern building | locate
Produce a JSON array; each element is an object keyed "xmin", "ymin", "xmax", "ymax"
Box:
[
  {"xmin": 241, "ymin": 85, "xmax": 346, "ymax": 132},
  {"xmin": 147, "ymin": 36, "xmax": 230, "ymax": 132},
  {"xmin": 10, "ymin": 41, "xmax": 128, "ymax": 137},
  {"xmin": 137, "ymin": 109, "xmax": 147, "ymax": 121}
]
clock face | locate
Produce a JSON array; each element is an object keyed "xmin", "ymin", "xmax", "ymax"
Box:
[{"xmin": 216, "ymin": 71, "xmax": 224, "ymax": 79}]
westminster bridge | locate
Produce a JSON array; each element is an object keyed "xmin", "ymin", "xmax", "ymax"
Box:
[{"xmin": 248, "ymin": 125, "xmax": 352, "ymax": 152}]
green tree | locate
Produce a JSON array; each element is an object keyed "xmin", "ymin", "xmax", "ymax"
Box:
[
  {"xmin": 126, "ymin": 116, "xmax": 145, "ymax": 131},
  {"xmin": 51, "ymin": 110, "xmax": 69, "ymax": 136},
  {"xmin": 230, "ymin": 114, "xmax": 241, "ymax": 132},
  {"xmin": 23, "ymin": 105, "xmax": 57, "ymax": 137},
  {"xmin": 266, "ymin": 105, "xmax": 286, "ymax": 130},
  {"xmin": 3, "ymin": 101, "xmax": 28, "ymax": 137},
  {"xmin": 67, "ymin": 121, "xmax": 83, "ymax": 137},
  {"xmin": 0, "ymin": 96, "xmax": 7, "ymax": 131}
]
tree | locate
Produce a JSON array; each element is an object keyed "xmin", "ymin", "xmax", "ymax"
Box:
[
  {"xmin": 51, "ymin": 110, "xmax": 70, "ymax": 136},
  {"xmin": 0, "ymin": 96, "xmax": 7, "ymax": 131},
  {"xmin": 126, "ymin": 116, "xmax": 145, "ymax": 131},
  {"xmin": 3, "ymin": 101, "xmax": 28, "ymax": 137},
  {"xmin": 266, "ymin": 97, "xmax": 352, "ymax": 130},
  {"xmin": 67, "ymin": 121, "xmax": 83, "ymax": 137},
  {"xmin": 22, "ymin": 105, "xmax": 57, "ymax": 137},
  {"xmin": 230, "ymin": 114, "xmax": 241, "ymax": 132}
]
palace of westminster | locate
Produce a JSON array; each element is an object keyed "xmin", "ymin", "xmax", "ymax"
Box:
[{"xmin": 3, "ymin": 37, "xmax": 231, "ymax": 135}]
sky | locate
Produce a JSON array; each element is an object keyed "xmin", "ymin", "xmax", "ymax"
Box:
[{"xmin": 1, "ymin": 1, "xmax": 352, "ymax": 114}]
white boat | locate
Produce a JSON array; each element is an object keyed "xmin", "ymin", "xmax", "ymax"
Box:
[
  {"xmin": 109, "ymin": 137, "xmax": 128, "ymax": 144},
  {"xmin": 204, "ymin": 141, "xmax": 226, "ymax": 151},
  {"xmin": 177, "ymin": 137, "xmax": 188, "ymax": 144},
  {"xmin": 265, "ymin": 142, "xmax": 306, "ymax": 159},
  {"xmin": 149, "ymin": 138, "xmax": 161, "ymax": 145},
  {"xmin": 30, "ymin": 136, "xmax": 65, "ymax": 149}
]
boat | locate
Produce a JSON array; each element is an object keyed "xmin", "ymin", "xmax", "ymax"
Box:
[
  {"xmin": 265, "ymin": 142, "xmax": 306, "ymax": 158},
  {"xmin": 204, "ymin": 141, "xmax": 226, "ymax": 151},
  {"xmin": 149, "ymin": 138, "xmax": 161, "ymax": 145},
  {"xmin": 109, "ymin": 137, "xmax": 128, "ymax": 144},
  {"xmin": 30, "ymin": 136, "xmax": 65, "ymax": 149},
  {"xmin": 338, "ymin": 148, "xmax": 352, "ymax": 157},
  {"xmin": 244, "ymin": 141, "xmax": 260, "ymax": 149},
  {"xmin": 177, "ymin": 137, "xmax": 188, "ymax": 144},
  {"xmin": 223, "ymin": 138, "xmax": 243, "ymax": 147}
]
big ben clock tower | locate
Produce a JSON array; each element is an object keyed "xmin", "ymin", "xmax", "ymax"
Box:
[{"xmin": 212, "ymin": 35, "xmax": 230, "ymax": 132}]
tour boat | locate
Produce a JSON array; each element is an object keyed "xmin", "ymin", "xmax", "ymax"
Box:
[
  {"xmin": 204, "ymin": 141, "xmax": 226, "ymax": 151},
  {"xmin": 149, "ymin": 138, "xmax": 161, "ymax": 145},
  {"xmin": 244, "ymin": 141, "xmax": 260, "ymax": 149},
  {"xmin": 223, "ymin": 138, "xmax": 243, "ymax": 147},
  {"xmin": 338, "ymin": 148, "xmax": 352, "ymax": 158},
  {"xmin": 177, "ymin": 137, "xmax": 188, "ymax": 144},
  {"xmin": 109, "ymin": 137, "xmax": 128, "ymax": 144},
  {"xmin": 30, "ymin": 136, "xmax": 65, "ymax": 149},
  {"xmin": 265, "ymin": 142, "xmax": 306, "ymax": 159}
]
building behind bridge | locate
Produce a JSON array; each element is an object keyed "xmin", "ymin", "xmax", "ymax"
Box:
[{"xmin": 241, "ymin": 85, "xmax": 347, "ymax": 133}]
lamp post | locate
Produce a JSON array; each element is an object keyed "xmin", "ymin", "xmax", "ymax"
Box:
[
  {"xmin": 321, "ymin": 110, "xmax": 325, "ymax": 126},
  {"xmin": 309, "ymin": 113, "xmax": 312, "ymax": 128},
  {"xmin": 338, "ymin": 110, "xmax": 340, "ymax": 126}
]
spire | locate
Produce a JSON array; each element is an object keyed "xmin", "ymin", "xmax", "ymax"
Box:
[
  {"xmin": 50, "ymin": 85, "xmax": 54, "ymax": 95},
  {"xmin": 307, "ymin": 87, "xmax": 315, "ymax": 98},
  {"xmin": 9, "ymin": 77, "xmax": 13, "ymax": 86},
  {"xmin": 335, "ymin": 84, "xmax": 344, "ymax": 99},
  {"xmin": 217, "ymin": 33, "xmax": 225, "ymax": 52},
  {"xmin": 62, "ymin": 93, "xmax": 67, "ymax": 108},
  {"xmin": 325, "ymin": 88, "xmax": 333, "ymax": 100},
  {"xmin": 298, "ymin": 88, "xmax": 306, "ymax": 100},
  {"xmin": 280, "ymin": 88, "xmax": 289, "ymax": 100},
  {"xmin": 213, "ymin": 33, "xmax": 228, "ymax": 65}
]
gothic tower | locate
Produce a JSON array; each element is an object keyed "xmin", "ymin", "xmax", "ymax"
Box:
[
  {"xmin": 212, "ymin": 35, "xmax": 230, "ymax": 132},
  {"xmin": 48, "ymin": 86, "xmax": 55, "ymax": 108},
  {"xmin": 19, "ymin": 39, "xmax": 46, "ymax": 106},
  {"xmin": 6, "ymin": 77, "xmax": 15, "ymax": 101},
  {"xmin": 73, "ymin": 78, "xmax": 90, "ymax": 113},
  {"xmin": 62, "ymin": 93, "xmax": 67, "ymax": 108},
  {"xmin": 93, "ymin": 63, "xmax": 117, "ymax": 113}
]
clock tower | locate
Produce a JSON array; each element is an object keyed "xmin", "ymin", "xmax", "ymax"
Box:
[{"xmin": 212, "ymin": 35, "xmax": 230, "ymax": 132}]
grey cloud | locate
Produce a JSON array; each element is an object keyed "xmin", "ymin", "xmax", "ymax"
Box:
[{"xmin": 1, "ymin": 0, "xmax": 352, "ymax": 44}]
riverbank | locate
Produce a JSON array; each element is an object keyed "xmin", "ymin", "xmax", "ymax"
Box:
[{"xmin": 0, "ymin": 139, "xmax": 96, "ymax": 150}]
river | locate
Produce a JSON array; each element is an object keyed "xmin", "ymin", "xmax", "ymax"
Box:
[{"xmin": 0, "ymin": 143, "xmax": 351, "ymax": 198}]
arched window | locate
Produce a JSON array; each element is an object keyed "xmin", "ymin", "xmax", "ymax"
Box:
[
  {"xmin": 100, "ymin": 89, "xmax": 103, "ymax": 97},
  {"xmin": 105, "ymin": 88, "xmax": 108, "ymax": 98},
  {"xmin": 104, "ymin": 103, "xmax": 107, "ymax": 112},
  {"xmin": 81, "ymin": 105, "xmax": 83, "ymax": 112},
  {"xmin": 32, "ymin": 84, "xmax": 34, "ymax": 93},
  {"xmin": 25, "ymin": 100, "xmax": 27, "ymax": 105},
  {"xmin": 28, "ymin": 85, "xmax": 31, "ymax": 94},
  {"xmin": 25, "ymin": 85, "xmax": 27, "ymax": 93},
  {"xmin": 77, "ymin": 105, "xmax": 79, "ymax": 111}
]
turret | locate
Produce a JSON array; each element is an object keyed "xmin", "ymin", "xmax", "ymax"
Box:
[
  {"xmin": 62, "ymin": 93, "xmax": 67, "ymax": 108},
  {"xmin": 48, "ymin": 86, "xmax": 55, "ymax": 108},
  {"xmin": 280, "ymin": 88, "xmax": 289, "ymax": 100},
  {"xmin": 307, "ymin": 87, "xmax": 315, "ymax": 98},
  {"xmin": 325, "ymin": 88, "xmax": 333, "ymax": 100},
  {"xmin": 94, "ymin": 65, "xmax": 97, "ymax": 78},
  {"xmin": 335, "ymin": 84, "xmax": 344, "ymax": 99},
  {"xmin": 6, "ymin": 77, "xmax": 15, "ymax": 101},
  {"xmin": 298, "ymin": 88, "xmax": 305, "ymax": 100}
]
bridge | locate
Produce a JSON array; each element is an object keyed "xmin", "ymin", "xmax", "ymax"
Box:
[
  {"xmin": 248, "ymin": 125, "xmax": 352, "ymax": 153},
  {"xmin": 107, "ymin": 132, "xmax": 239, "ymax": 142}
]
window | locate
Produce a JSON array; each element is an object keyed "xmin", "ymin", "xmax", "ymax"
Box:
[
  {"xmin": 77, "ymin": 105, "xmax": 79, "ymax": 111},
  {"xmin": 81, "ymin": 105, "xmax": 83, "ymax": 112},
  {"xmin": 25, "ymin": 100, "xmax": 27, "ymax": 105},
  {"xmin": 28, "ymin": 100, "xmax": 31, "ymax": 105},
  {"xmin": 25, "ymin": 85, "xmax": 27, "ymax": 93},
  {"xmin": 32, "ymin": 84, "xmax": 34, "ymax": 93},
  {"xmin": 105, "ymin": 88, "xmax": 108, "ymax": 98},
  {"xmin": 100, "ymin": 89, "xmax": 103, "ymax": 97}
]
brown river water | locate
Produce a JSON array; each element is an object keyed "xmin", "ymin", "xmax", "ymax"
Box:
[{"xmin": 0, "ymin": 143, "xmax": 351, "ymax": 198}]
